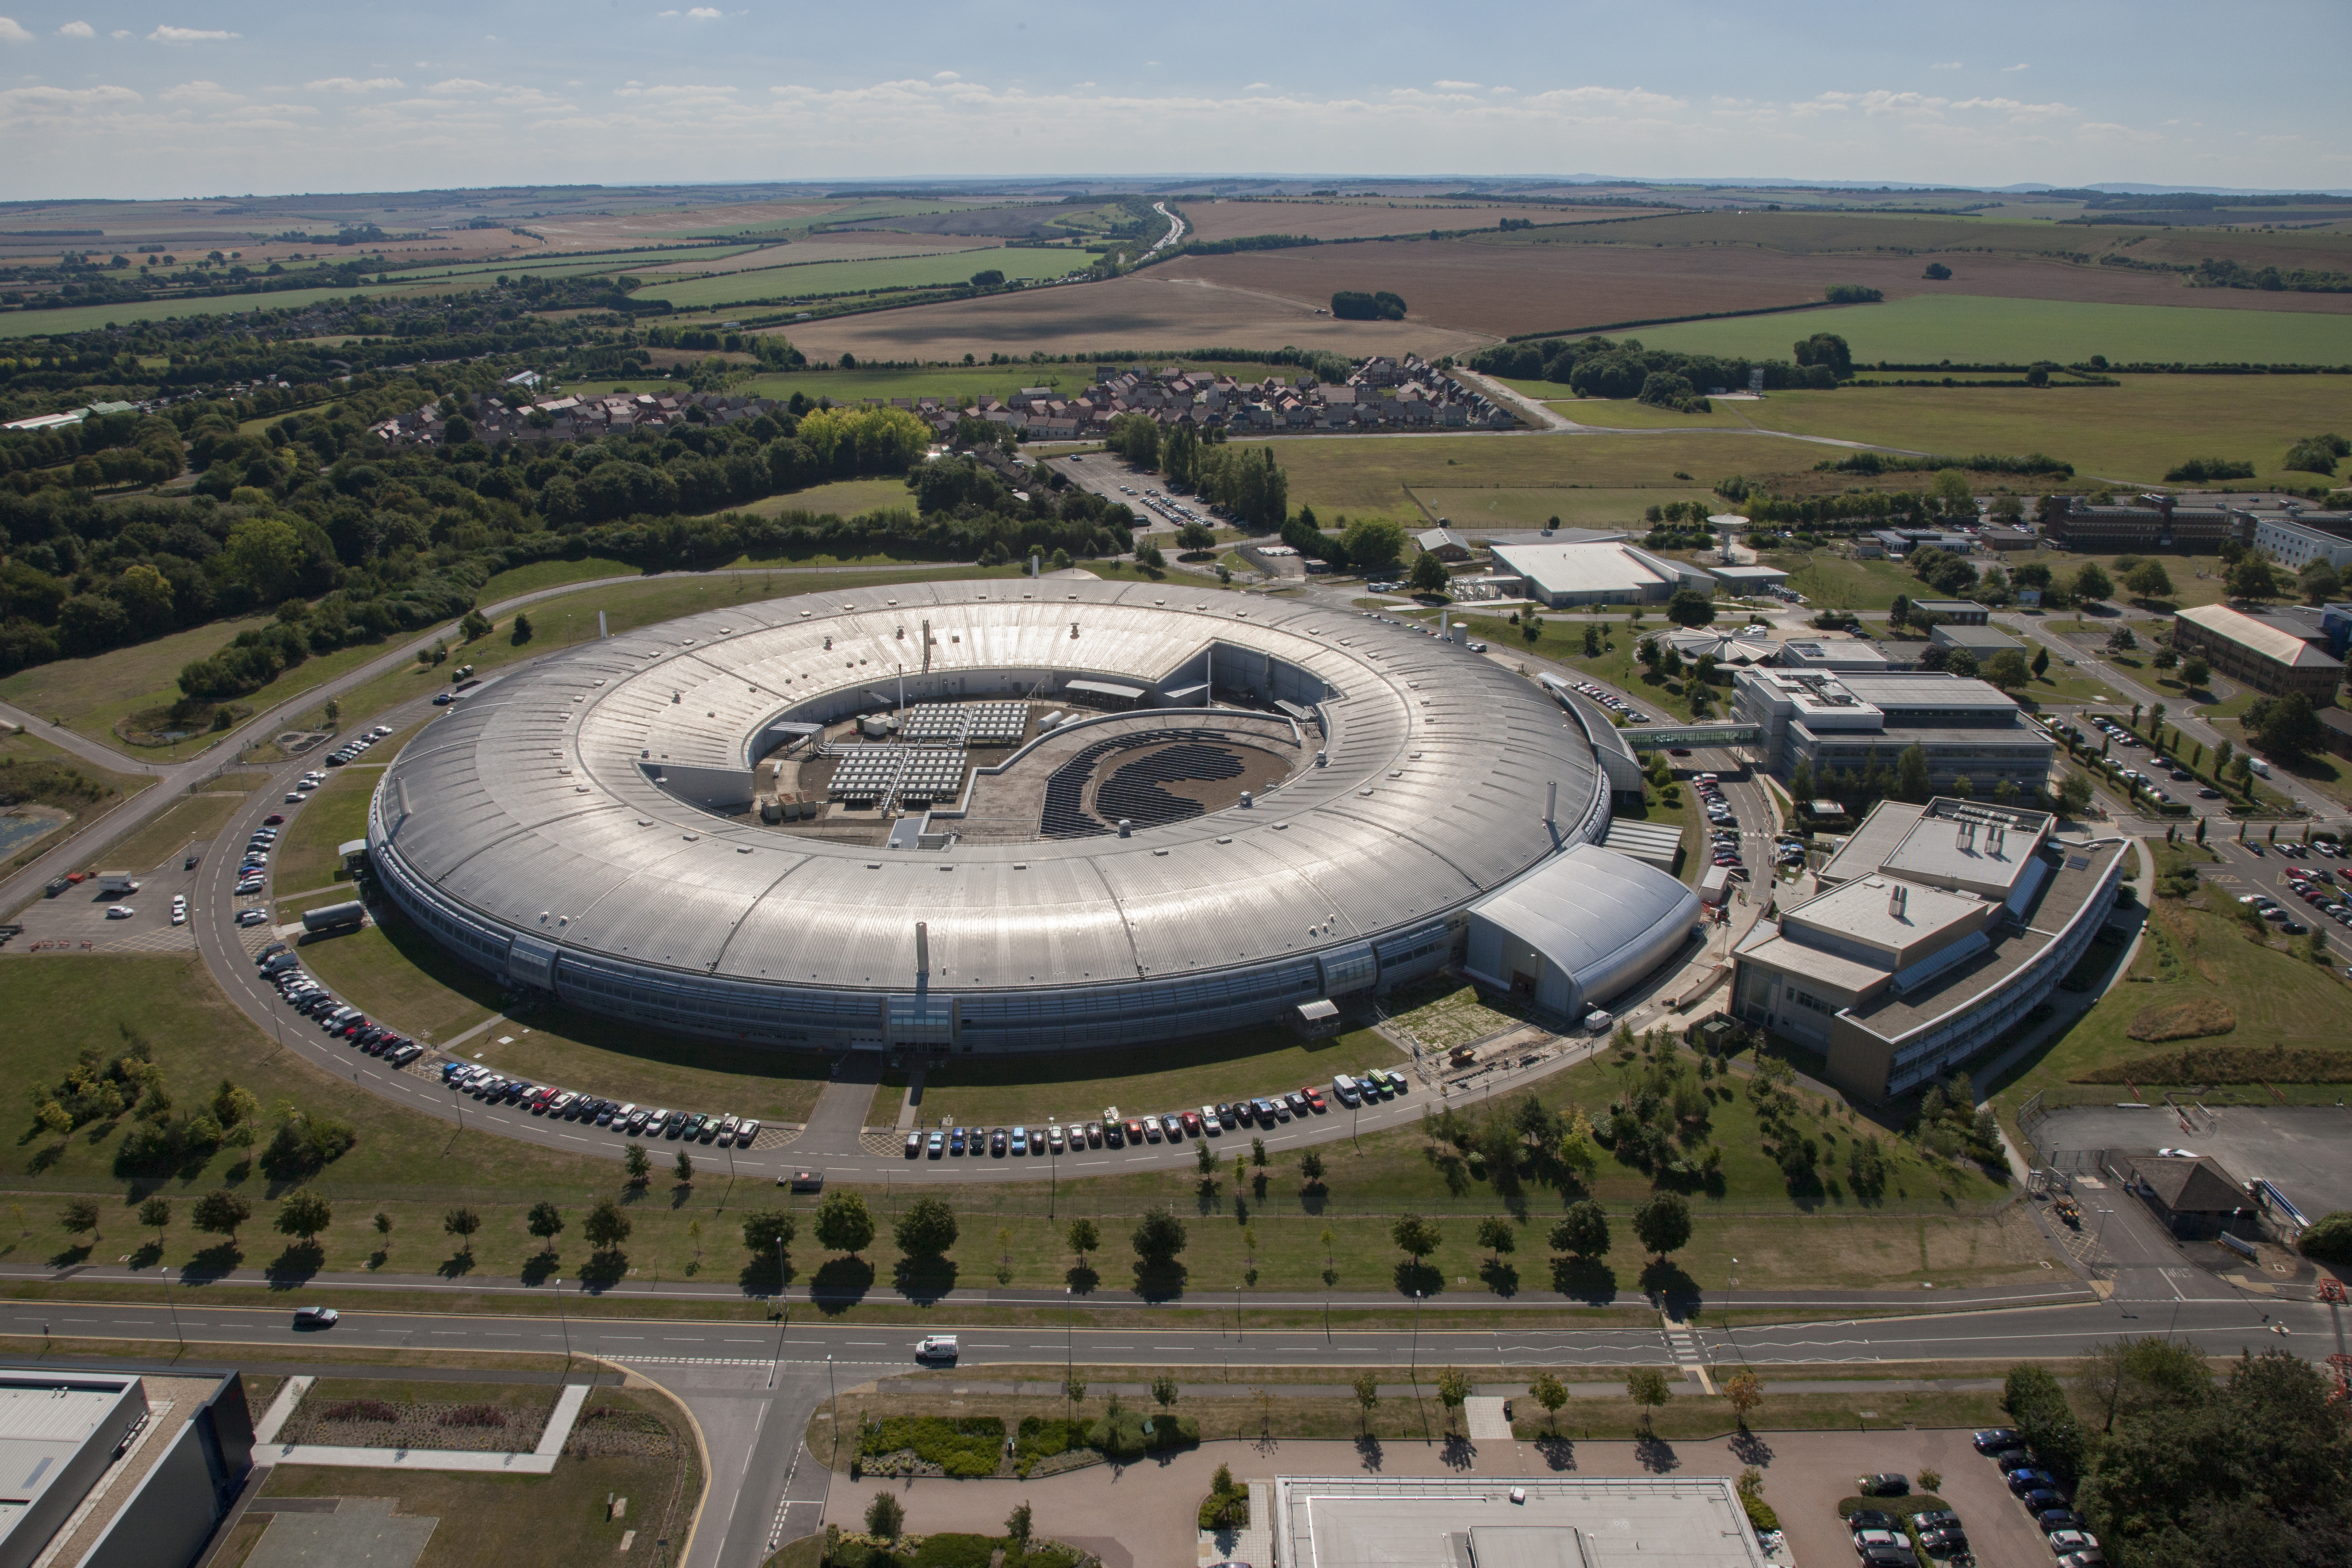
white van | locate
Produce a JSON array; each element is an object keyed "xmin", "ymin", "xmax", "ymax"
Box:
[
  {"xmin": 1332, "ymin": 1074, "xmax": 1362, "ymax": 1107},
  {"xmin": 915, "ymin": 1335, "xmax": 959, "ymax": 1362},
  {"xmin": 2248, "ymin": 759, "xmax": 2271, "ymax": 777}
]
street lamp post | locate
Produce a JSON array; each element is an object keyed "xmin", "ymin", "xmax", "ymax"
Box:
[
  {"xmin": 163, "ymin": 1264, "xmax": 184, "ymax": 1352},
  {"xmin": 827, "ymin": 1354, "xmax": 838, "ymax": 1469},
  {"xmin": 769, "ymin": 1238, "xmax": 788, "ymax": 1388},
  {"xmin": 555, "ymin": 1277, "xmax": 570, "ymax": 1368},
  {"xmin": 1410, "ymin": 1289, "xmax": 1423, "ymax": 1376}
]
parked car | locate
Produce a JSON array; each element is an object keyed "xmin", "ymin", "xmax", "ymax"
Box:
[
  {"xmin": 1847, "ymin": 1511, "xmax": 1899, "ymax": 1533},
  {"xmin": 905, "ymin": 1132, "xmax": 921, "ymax": 1157},
  {"xmin": 1858, "ymin": 1474, "xmax": 1911, "ymax": 1497}
]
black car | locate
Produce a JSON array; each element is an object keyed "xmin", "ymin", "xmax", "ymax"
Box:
[
  {"xmin": 1915, "ymin": 1527, "xmax": 1968, "ymax": 1559},
  {"xmin": 1847, "ymin": 1510, "xmax": 1899, "ymax": 1532},
  {"xmin": 1857, "ymin": 1473, "xmax": 1911, "ymax": 1497},
  {"xmin": 1858, "ymin": 1547, "xmax": 1917, "ymax": 1568},
  {"xmin": 2021, "ymin": 1488, "xmax": 2069, "ymax": 1514},
  {"xmin": 2037, "ymin": 1509, "xmax": 2086, "ymax": 1533},
  {"xmin": 1994, "ymin": 1450, "xmax": 2040, "ymax": 1473},
  {"xmin": 1910, "ymin": 1511, "xmax": 1959, "ymax": 1533},
  {"xmin": 990, "ymin": 1127, "xmax": 1008, "ymax": 1156}
]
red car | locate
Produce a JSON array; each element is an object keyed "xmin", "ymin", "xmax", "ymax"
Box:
[
  {"xmin": 1181, "ymin": 1110, "xmax": 1203, "ymax": 1136},
  {"xmin": 1124, "ymin": 1118, "xmax": 1145, "ymax": 1144},
  {"xmin": 1299, "ymin": 1085, "xmax": 1326, "ymax": 1112},
  {"xmin": 264, "ymin": 813, "xmax": 285, "ymax": 825}
]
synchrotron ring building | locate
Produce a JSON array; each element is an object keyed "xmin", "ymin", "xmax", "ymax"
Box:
[{"xmin": 370, "ymin": 578, "xmax": 1697, "ymax": 1052}]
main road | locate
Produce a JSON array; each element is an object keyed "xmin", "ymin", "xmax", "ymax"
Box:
[{"xmin": 8, "ymin": 1289, "xmax": 2339, "ymax": 1568}]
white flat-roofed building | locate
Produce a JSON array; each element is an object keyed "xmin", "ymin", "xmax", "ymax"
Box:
[
  {"xmin": 1732, "ymin": 669, "xmax": 2054, "ymax": 795},
  {"xmin": 1487, "ymin": 541, "xmax": 1712, "ymax": 608},
  {"xmin": 1776, "ymin": 637, "xmax": 1906, "ymax": 674},
  {"xmin": 1733, "ymin": 796, "xmax": 2126, "ymax": 1099},
  {"xmin": 1707, "ymin": 563, "xmax": 1789, "ymax": 594},
  {"xmin": 1271, "ymin": 1474, "xmax": 1771, "ymax": 1568},
  {"xmin": 0, "ymin": 1371, "xmax": 148, "ymax": 1568},
  {"xmin": 2251, "ymin": 513, "xmax": 2352, "ymax": 572}
]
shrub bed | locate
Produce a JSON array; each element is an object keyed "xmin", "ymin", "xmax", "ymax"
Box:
[
  {"xmin": 2079, "ymin": 1043, "xmax": 2352, "ymax": 1084},
  {"xmin": 1084, "ymin": 1411, "xmax": 1199, "ymax": 1461},
  {"xmin": 859, "ymin": 1415, "xmax": 1005, "ymax": 1479}
]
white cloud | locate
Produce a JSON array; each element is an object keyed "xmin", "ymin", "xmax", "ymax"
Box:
[
  {"xmin": 0, "ymin": 17, "xmax": 33, "ymax": 44},
  {"xmin": 2003, "ymin": 62, "xmax": 2030, "ymax": 72},
  {"xmin": 933, "ymin": 70, "xmax": 958, "ymax": 80},
  {"xmin": 1434, "ymin": 79, "xmax": 1481, "ymax": 90},
  {"xmin": 426, "ymin": 77, "xmax": 495, "ymax": 93},
  {"xmin": 657, "ymin": 6, "xmax": 723, "ymax": 15},
  {"xmin": 160, "ymin": 79, "xmax": 241, "ymax": 105},
  {"xmin": 1243, "ymin": 81, "xmax": 1270, "ymax": 90},
  {"xmin": 57, "ymin": 20, "xmax": 94, "ymax": 38},
  {"xmin": 148, "ymin": 26, "xmax": 237, "ymax": 44},
  {"xmin": 307, "ymin": 76, "xmax": 404, "ymax": 92},
  {"xmin": 111, "ymin": 29, "xmax": 127, "ymax": 38},
  {"xmin": 0, "ymin": 81, "xmax": 142, "ymax": 115}
]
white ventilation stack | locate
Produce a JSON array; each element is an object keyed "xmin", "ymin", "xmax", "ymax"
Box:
[
  {"xmin": 598, "ymin": 610, "xmax": 608, "ymax": 639},
  {"xmin": 1546, "ymin": 780, "xmax": 1557, "ymax": 827},
  {"xmin": 915, "ymin": 920, "xmax": 929, "ymax": 974},
  {"xmin": 1889, "ymin": 883, "xmax": 1908, "ymax": 919}
]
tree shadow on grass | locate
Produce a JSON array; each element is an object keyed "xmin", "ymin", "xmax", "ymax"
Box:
[
  {"xmin": 1479, "ymin": 1259, "xmax": 1519, "ymax": 1298},
  {"xmin": 1129, "ymin": 1260, "xmax": 1188, "ymax": 1303},
  {"xmin": 26, "ymin": 1142, "xmax": 66, "ymax": 1176},
  {"xmin": 1639, "ymin": 1258, "xmax": 1701, "ymax": 1312},
  {"xmin": 813, "ymin": 1255, "xmax": 877, "ymax": 1311},
  {"xmin": 436, "ymin": 1249, "xmax": 477, "ymax": 1280},
  {"xmin": 1064, "ymin": 1264, "xmax": 1099, "ymax": 1296},
  {"xmin": 1551, "ymin": 1255, "xmax": 1620, "ymax": 1305},
  {"xmin": 126, "ymin": 1240, "xmax": 163, "ymax": 1272},
  {"xmin": 577, "ymin": 1248, "xmax": 628, "ymax": 1290},
  {"xmin": 180, "ymin": 1243, "xmax": 242, "ymax": 1284},
  {"xmin": 265, "ymin": 1242, "xmax": 323, "ymax": 1289},
  {"xmin": 738, "ymin": 1254, "xmax": 798, "ymax": 1300},
  {"xmin": 519, "ymin": 1252, "xmax": 558, "ymax": 1288},
  {"xmin": 1393, "ymin": 1260, "xmax": 1444, "ymax": 1297},
  {"xmin": 46, "ymin": 1242, "xmax": 91, "ymax": 1269},
  {"xmin": 1534, "ymin": 1435, "xmax": 1576, "ymax": 1472},
  {"xmin": 890, "ymin": 1255, "xmax": 956, "ymax": 1306}
]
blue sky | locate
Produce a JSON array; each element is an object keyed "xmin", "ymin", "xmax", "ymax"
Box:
[{"xmin": 1, "ymin": 2, "xmax": 2345, "ymax": 200}]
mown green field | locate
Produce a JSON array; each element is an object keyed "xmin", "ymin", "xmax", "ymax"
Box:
[
  {"xmin": 0, "ymin": 615, "xmax": 280, "ymax": 759},
  {"xmin": 1258, "ymin": 431, "xmax": 1832, "ymax": 517},
  {"xmin": 1628, "ymin": 293, "xmax": 2352, "ymax": 367},
  {"xmin": 1413, "ymin": 485, "xmax": 1717, "ymax": 528},
  {"xmin": 634, "ymin": 248, "xmax": 1086, "ymax": 310},
  {"xmin": 1729, "ymin": 375, "xmax": 2352, "ymax": 486}
]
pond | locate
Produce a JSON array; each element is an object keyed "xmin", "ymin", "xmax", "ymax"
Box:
[{"xmin": 0, "ymin": 813, "xmax": 60, "ymax": 857}]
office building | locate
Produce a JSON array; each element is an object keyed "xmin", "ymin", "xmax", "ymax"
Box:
[
  {"xmin": 1485, "ymin": 541, "xmax": 1712, "ymax": 608},
  {"xmin": 2172, "ymin": 604, "xmax": 2342, "ymax": 706},
  {"xmin": 1732, "ymin": 669, "xmax": 2055, "ymax": 795},
  {"xmin": 1731, "ymin": 798, "xmax": 2128, "ymax": 1099}
]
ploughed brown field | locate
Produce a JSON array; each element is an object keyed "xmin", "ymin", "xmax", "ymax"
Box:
[
  {"xmin": 1153, "ymin": 233, "xmax": 2352, "ymax": 339},
  {"xmin": 776, "ymin": 269, "xmax": 1491, "ymax": 362},
  {"xmin": 1179, "ymin": 197, "xmax": 1675, "ymax": 243}
]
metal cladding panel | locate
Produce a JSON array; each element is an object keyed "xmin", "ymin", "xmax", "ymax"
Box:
[{"xmin": 380, "ymin": 581, "xmax": 1611, "ymax": 1035}]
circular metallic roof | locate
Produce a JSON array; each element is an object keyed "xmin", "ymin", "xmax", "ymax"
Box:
[{"xmin": 374, "ymin": 579, "xmax": 1602, "ymax": 994}]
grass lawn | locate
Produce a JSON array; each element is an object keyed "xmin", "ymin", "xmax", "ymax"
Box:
[
  {"xmin": 0, "ymin": 615, "xmax": 273, "ymax": 759},
  {"xmin": 290, "ymin": 913, "xmax": 504, "ymax": 1044},
  {"xmin": 1412, "ymin": 485, "xmax": 1718, "ymax": 528},
  {"xmin": 1732, "ymin": 375, "xmax": 2352, "ymax": 490},
  {"xmin": 475, "ymin": 556, "xmax": 642, "ymax": 603},
  {"xmin": 1431, "ymin": 611, "xmax": 1709, "ymax": 723},
  {"xmin": 885, "ymin": 1026, "xmax": 1405, "ymax": 1130},
  {"xmin": 722, "ymin": 476, "xmax": 919, "ymax": 521},
  {"xmin": 1548, "ymin": 396, "xmax": 1748, "ymax": 431},
  {"xmin": 1260, "ymin": 431, "xmax": 1834, "ymax": 519},
  {"xmin": 1632, "ymin": 295, "xmax": 2352, "ymax": 371},
  {"xmin": 270, "ymin": 765, "xmax": 379, "ymax": 893},
  {"xmin": 99, "ymin": 792, "xmax": 247, "ymax": 876},
  {"xmin": 1990, "ymin": 890, "xmax": 2352, "ymax": 1112},
  {"xmin": 255, "ymin": 1386, "xmax": 695, "ymax": 1568}
]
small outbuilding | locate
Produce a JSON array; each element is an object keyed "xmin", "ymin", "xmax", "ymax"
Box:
[{"xmin": 2117, "ymin": 1151, "xmax": 2256, "ymax": 1240}]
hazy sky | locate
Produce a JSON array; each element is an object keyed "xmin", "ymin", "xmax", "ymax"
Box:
[{"xmin": 2, "ymin": 2, "xmax": 2345, "ymax": 200}]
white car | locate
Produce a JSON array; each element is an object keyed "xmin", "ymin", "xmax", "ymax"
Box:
[
  {"xmin": 170, "ymin": 909, "xmax": 187, "ymax": 926},
  {"xmin": 284, "ymin": 793, "xmax": 303, "ymax": 804},
  {"xmin": 915, "ymin": 1335, "xmax": 959, "ymax": 1361},
  {"xmin": 105, "ymin": 905, "xmax": 135, "ymax": 918},
  {"xmin": 2156, "ymin": 1147, "xmax": 2198, "ymax": 1159},
  {"xmin": 237, "ymin": 908, "xmax": 270, "ymax": 927}
]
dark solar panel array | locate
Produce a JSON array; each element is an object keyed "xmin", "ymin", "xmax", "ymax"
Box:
[
  {"xmin": 1039, "ymin": 729, "xmax": 1241, "ymax": 839},
  {"xmin": 1096, "ymin": 744, "xmax": 1244, "ymax": 830}
]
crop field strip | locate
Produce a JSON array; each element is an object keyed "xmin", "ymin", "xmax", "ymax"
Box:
[{"xmin": 633, "ymin": 246, "xmax": 1087, "ymax": 310}]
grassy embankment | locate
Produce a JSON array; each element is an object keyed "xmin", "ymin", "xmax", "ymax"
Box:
[
  {"xmin": 0, "ymin": 729, "xmax": 156, "ymax": 879},
  {"xmin": 0, "ymin": 954, "xmax": 2037, "ymax": 1303}
]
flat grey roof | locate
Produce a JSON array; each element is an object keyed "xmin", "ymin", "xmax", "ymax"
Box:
[{"xmin": 1274, "ymin": 1475, "xmax": 1767, "ymax": 1568}]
